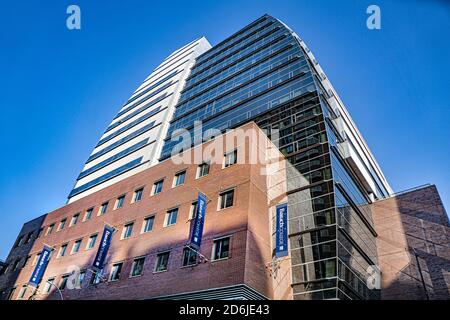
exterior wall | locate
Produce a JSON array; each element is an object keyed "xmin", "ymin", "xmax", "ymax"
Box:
[
  {"xmin": 0, "ymin": 215, "xmax": 46, "ymax": 300},
  {"xmin": 0, "ymin": 123, "xmax": 288, "ymax": 300},
  {"xmin": 372, "ymin": 185, "xmax": 450, "ymax": 300},
  {"xmin": 68, "ymin": 37, "xmax": 212, "ymax": 203}
]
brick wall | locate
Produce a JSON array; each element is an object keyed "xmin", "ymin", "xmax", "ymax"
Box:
[{"xmin": 372, "ymin": 185, "xmax": 450, "ymax": 300}]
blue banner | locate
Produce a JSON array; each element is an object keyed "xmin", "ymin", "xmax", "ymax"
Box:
[
  {"xmin": 189, "ymin": 192, "xmax": 207, "ymax": 249},
  {"xmin": 92, "ymin": 225, "xmax": 114, "ymax": 270},
  {"xmin": 275, "ymin": 203, "xmax": 288, "ymax": 257},
  {"xmin": 28, "ymin": 245, "xmax": 52, "ymax": 287}
]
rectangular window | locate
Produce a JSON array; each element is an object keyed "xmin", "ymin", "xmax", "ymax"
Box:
[
  {"xmin": 78, "ymin": 270, "xmax": 86, "ymax": 285},
  {"xmin": 154, "ymin": 252, "xmax": 170, "ymax": 272},
  {"xmin": 58, "ymin": 219, "xmax": 67, "ymax": 231},
  {"xmin": 59, "ymin": 275, "xmax": 69, "ymax": 290},
  {"xmin": 25, "ymin": 232, "xmax": 33, "ymax": 244},
  {"xmin": 36, "ymin": 228, "xmax": 44, "ymax": 239},
  {"xmin": 189, "ymin": 201, "xmax": 198, "ymax": 220},
  {"xmin": 58, "ymin": 244, "xmax": 68, "ymax": 258},
  {"xmin": 173, "ymin": 171, "xmax": 186, "ymax": 187},
  {"xmin": 18, "ymin": 285, "xmax": 27, "ymax": 299},
  {"xmin": 46, "ymin": 224, "xmax": 55, "ymax": 236},
  {"xmin": 23, "ymin": 255, "xmax": 31, "ymax": 268},
  {"xmin": 152, "ymin": 179, "xmax": 164, "ymax": 195},
  {"xmin": 109, "ymin": 263, "xmax": 123, "ymax": 281},
  {"xmin": 224, "ymin": 149, "xmax": 238, "ymax": 168},
  {"xmin": 219, "ymin": 189, "xmax": 235, "ymax": 209},
  {"xmin": 8, "ymin": 287, "xmax": 16, "ymax": 300},
  {"xmin": 12, "ymin": 259, "xmax": 21, "ymax": 271},
  {"xmin": 71, "ymin": 239, "xmax": 82, "ymax": 254},
  {"xmin": 197, "ymin": 162, "xmax": 210, "ymax": 178},
  {"xmin": 98, "ymin": 202, "xmax": 109, "ymax": 216},
  {"xmin": 130, "ymin": 257, "xmax": 145, "ymax": 277},
  {"xmin": 43, "ymin": 278, "xmax": 54, "ymax": 294},
  {"xmin": 182, "ymin": 247, "xmax": 197, "ymax": 267},
  {"xmin": 142, "ymin": 216, "xmax": 155, "ymax": 233},
  {"xmin": 165, "ymin": 208, "xmax": 178, "ymax": 227},
  {"xmin": 84, "ymin": 208, "xmax": 93, "ymax": 221},
  {"xmin": 212, "ymin": 237, "xmax": 230, "ymax": 261},
  {"xmin": 32, "ymin": 253, "xmax": 41, "ymax": 266},
  {"xmin": 133, "ymin": 188, "xmax": 144, "ymax": 203},
  {"xmin": 15, "ymin": 236, "xmax": 24, "ymax": 248},
  {"xmin": 70, "ymin": 213, "xmax": 80, "ymax": 226},
  {"xmin": 86, "ymin": 234, "xmax": 98, "ymax": 250},
  {"xmin": 122, "ymin": 222, "xmax": 134, "ymax": 239},
  {"xmin": 115, "ymin": 195, "xmax": 125, "ymax": 209},
  {"xmin": 90, "ymin": 268, "xmax": 103, "ymax": 285}
]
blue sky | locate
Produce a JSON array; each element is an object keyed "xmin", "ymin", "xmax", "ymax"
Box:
[{"xmin": 0, "ymin": 0, "xmax": 449, "ymax": 259}]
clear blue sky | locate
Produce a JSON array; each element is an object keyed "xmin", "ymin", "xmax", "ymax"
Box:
[{"xmin": 0, "ymin": 0, "xmax": 449, "ymax": 259}]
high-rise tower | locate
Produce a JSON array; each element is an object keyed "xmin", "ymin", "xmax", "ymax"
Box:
[
  {"xmin": 68, "ymin": 38, "xmax": 211, "ymax": 203},
  {"xmin": 160, "ymin": 14, "xmax": 392, "ymax": 299}
]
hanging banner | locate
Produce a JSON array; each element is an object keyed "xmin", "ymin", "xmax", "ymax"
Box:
[
  {"xmin": 28, "ymin": 245, "xmax": 52, "ymax": 287},
  {"xmin": 92, "ymin": 225, "xmax": 114, "ymax": 270},
  {"xmin": 275, "ymin": 203, "xmax": 288, "ymax": 257},
  {"xmin": 189, "ymin": 192, "xmax": 207, "ymax": 249}
]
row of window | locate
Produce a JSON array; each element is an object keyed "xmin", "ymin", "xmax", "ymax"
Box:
[
  {"xmin": 1, "ymin": 188, "xmax": 236, "ymax": 276},
  {"xmin": 31, "ymin": 150, "xmax": 238, "ymax": 246},
  {"xmin": 6, "ymin": 236, "xmax": 231, "ymax": 300}
]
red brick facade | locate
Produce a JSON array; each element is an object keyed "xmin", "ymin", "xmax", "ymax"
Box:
[
  {"xmin": 0, "ymin": 123, "xmax": 290, "ymax": 300},
  {"xmin": 372, "ymin": 185, "xmax": 450, "ymax": 300}
]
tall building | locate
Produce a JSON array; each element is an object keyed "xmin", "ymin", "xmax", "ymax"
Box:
[
  {"xmin": 68, "ymin": 38, "xmax": 211, "ymax": 203},
  {"xmin": 159, "ymin": 14, "xmax": 392, "ymax": 299},
  {"xmin": 1, "ymin": 14, "xmax": 448, "ymax": 301}
]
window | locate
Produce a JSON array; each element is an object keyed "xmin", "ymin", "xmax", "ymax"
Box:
[
  {"xmin": 0, "ymin": 264, "xmax": 8, "ymax": 275},
  {"xmin": 18, "ymin": 285, "xmax": 27, "ymax": 299},
  {"xmin": 197, "ymin": 162, "xmax": 210, "ymax": 178},
  {"xmin": 23, "ymin": 255, "xmax": 31, "ymax": 268},
  {"xmin": 58, "ymin": 244, "xmax": 68, "ymax": 258},
  {"xmin": 71, "ymin": 239, "xmax": 82, "ymax": 254},
  {"xmin": 32, "ymin": 253, "xmax": 41, "ymax": 266},
  {"xmin": 98, "ymin": 202, "xmax": 109, "ymax": 216},
  {"xmin": 224, "ymin": 149, "xmax": 238, "ymax": 168},
  {"xmin": 46, "ymin": 224, "xmax": 54, "ymax": 236},
  {"xmin": 84, "ymin": 208, "xmax": 93, "ymax": 221},
  {"xmin": 152, "ymin": 179, "xmax": 164, "ymax": 195},
  {"xmin": 90, "ymin": 269, "xmax": 103, "ymax": 285},
  {"xmin": 133, "ymin": 188, "xmax": 144, "ymax": 203},
  {"xmin": 7, "ymin": 287, "xmax": 16, "ymax": 300},
  {"xmin": 43, "ymin": 278, "xmax": 54, "ymax": 294},
  {"xmin": 25, "ymin": 232, "xmax": 33, "ymax": 244},
  {"xmin": 78, "ymin": 270, "xmax": 86, "ymax": 286},
  {"xmin": 130, "ymin": 257, "xmax": 145, "ymax": 277},
  {"xmin": 122, "ymin": 222, "xmax": 134, "ymax": 239},
  {"xmin": 12, "ymin": 259, "xmax": 21, "ymax": 271},
  {"xmin": 58, "ymin": 219, "xmax": 67, "ymax": 231},
  {"xmin": 189, "ymin": 201, "xmax": 198, "ymax": 220},
  {"xmin": 15, "ymin": 235, "xmax": 24, "ymax": 248},
  {"xmin": 70, "ymin": 213, "xmax": 80, "ymax": 226},
  {"xmin": 142, "ymin": 216, "xmax": 155, "ymax": 233},
  {"xmin": 86, "ymin": 234, "xmax": 98, "ymax": 250},
  {"xmin": 59, "ymin": 275, "xmax": 69, "ymax": 290},
  {"xmin": 36, "ymin": 228, "xmax": 44, "ymax": 239},
  {"xmin": 212, "ymin": 237, "xmax": 230, "ymax": 261},
  {"xmin": 182, "ymin": 247, "xmax": 197, "ymax": 267},
  {"xmin": 109, "ymin": 263, "xmax": 123, "ymax": 281},
  {"xmin": 165, "ymin": 208, "xmax": 178, "ymax": 227},
  {"xmin": 173, "ymin": 171, "xmax": 186, "ymax": 187},
  {"xmin": 219, "ymin": 189, "xmax": 235, "ymax": 209},
  {"xmin": 154, "ymin": 252, "xmax": 170, "ymax": 272},
  {"xmin": 115, "ymin": 195, "xmax": 125, "ymax": 209}
]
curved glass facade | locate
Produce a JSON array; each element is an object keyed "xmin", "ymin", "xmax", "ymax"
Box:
[{"xmin": 160, "ymin": 14, "xmax": 390, "ymax": 299}]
